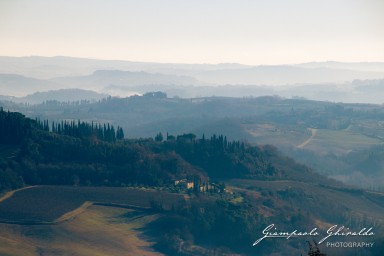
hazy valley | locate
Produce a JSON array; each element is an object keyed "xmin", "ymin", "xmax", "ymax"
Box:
[{"xmin": 1, "ymin": 56, "xmax": 384, "ymax": 103}]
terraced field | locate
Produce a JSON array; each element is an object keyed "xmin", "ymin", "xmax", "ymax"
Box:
[
  {"xmin": 0, "ymin": 186, "xmax": 184, "ymax": 223},
  {"xmin": 0, "ymin": 186, "xmax": 186, "ymax": 255}
]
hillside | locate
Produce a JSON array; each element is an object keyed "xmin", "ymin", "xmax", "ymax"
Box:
[
  {"xmin": 1, "ymin": 108, "xmax": 384, "ymax": 255},
  {"xmin": 19, "ymin": 89, "xmax": 108, "ymax": 104},
  {"xmin": 7, "ymin": 94, "xmax": 384, "ymax": 188},
  {"xmin": 0, "ymin": 108, "xmax": 332, "ymax": 192}
]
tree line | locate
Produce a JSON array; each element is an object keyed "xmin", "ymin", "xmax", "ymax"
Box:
[
  {"xmin": 0, "ymin": 107, "xmax": 34, "ymax": 144},
  {"xmin": 36, "ymin": 119, "xmax": 124, "ymax": 142}
]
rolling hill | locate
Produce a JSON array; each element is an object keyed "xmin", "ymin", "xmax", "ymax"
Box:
[{"xmin": 1, "ymin": 108, "xmax": 384, "ymax": 255}]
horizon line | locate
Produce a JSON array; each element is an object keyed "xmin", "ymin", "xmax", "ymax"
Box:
[{"xmin": 1, "ymin": 55, "xmax": 384, "ymax": 67}]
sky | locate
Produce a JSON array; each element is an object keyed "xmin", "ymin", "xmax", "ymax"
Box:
[{"xmin": 1, "ymin": 0, "xmax": 383, "ymax": 65}]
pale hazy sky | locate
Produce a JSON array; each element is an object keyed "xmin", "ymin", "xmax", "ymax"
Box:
[{"xmin": 1, "ymin": 0, "xmax": 383, "ymax": 65}]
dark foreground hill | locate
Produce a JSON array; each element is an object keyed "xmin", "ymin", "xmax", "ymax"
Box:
[{"xmin": 0, "ymin": 108, "xmax": 383, "ymax": 255}]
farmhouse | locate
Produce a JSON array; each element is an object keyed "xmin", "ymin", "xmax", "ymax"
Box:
[{"xmin": 174, "ymin": 179, "xmax": 194, "ymax": 189}]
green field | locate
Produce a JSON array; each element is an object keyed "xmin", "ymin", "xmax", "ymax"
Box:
[
  {"xmin": 311, "ymin": 129, "xmax": 382, "ymax": 154},
  {"xmin": 244, "ymin": 123, "xmax": 311, "ymax": 148},
  {"xmin": 245, "ymin": 123, "xmax": 383, "ymax": 155}
]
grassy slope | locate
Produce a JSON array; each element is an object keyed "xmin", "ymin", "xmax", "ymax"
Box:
[
  {"xmin": 0, "ymin": 205, "xmax": 163, "ymax": 256},
  {"xmin": 308, "ymin": 129, "xmax": 382, "ymax": 154},
  {"xmin": 245, "ymin": 124, "xmax": 383, "ymax": 155},
  {"xmin": 228, "ymin": 179, "xmax": 384, "ymax": 223},
  {"xmin": 227, "ymin": 179, "xmax": 384, "ymax": 255}
]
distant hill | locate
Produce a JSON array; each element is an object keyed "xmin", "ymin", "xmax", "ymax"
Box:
[
  {"xmin": 190, "ymin": 65, "xmax": 384, "ymax": 85},
  {"xmin": 51, "ymin": 69, "xmax": 200, "ymax": 90},
  {"xmin": 1, "ymin": 56, "xmax": 384, "ymax": 85},
  {"xmin": 296, "ymin": 61, "xmax": 384, "ymax": 73},
  {"xmin": 0, "ymin": 74, "xmax": 63, "ymax": 97},
  {"xmin": 0, "ymin": 56, "xmax": 252, "ymax": 79},
  {"xmin": 2, "ymin": 56, "xmax": 384, "ymax": 104},
  {"xmin": 20, "ymin": 89, "xmax": 108, "ymax": 104}
]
